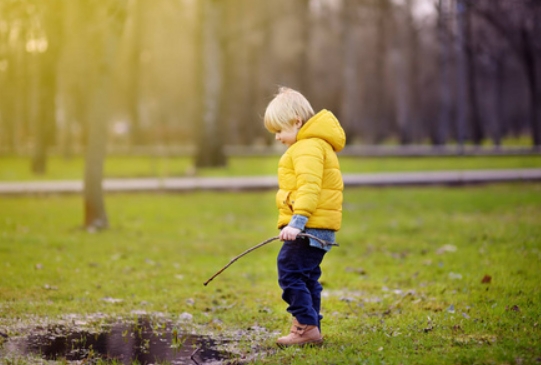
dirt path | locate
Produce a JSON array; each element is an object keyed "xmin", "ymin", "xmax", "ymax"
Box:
[{"xmin": 0, "ymin": 169, "xmax": 540, "ymax": 195}]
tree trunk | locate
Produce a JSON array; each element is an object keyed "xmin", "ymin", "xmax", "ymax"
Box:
[
  {"xmin": 434, "ymin": 0, "xmax": 452, "ymax": 146},
  {"xmin": 84, "ymin": 76, "xmax": 109, "ymax": 230},
  {"xmin": 406, "ymin": 0, "xmax": 422, "ymax": 143},
  {"xmin": 31, "ymin": 0, "xmax": 62, "ymax": 174},
  {"xmin": 466, "ymin": 1, "xmax": 540, "ymax": 147},
  {"xmin": 391, "ymin": 1, "xmax": 413, "ymax": 145},
  {"xmin": 454, "ymin": 0, "xmax": 468, "ymax": 150},
  {"xmin": 340, "ymin": 0, "xmax": 362, "ymax": 140},
  {"xmin": 195, "ymin": 0, "xmax": 226, "ymax": 168},
  {"xmin": 465, "ymin": 2, "xmax": 483, "ymax": 145},
  {"xmin": 126, "ymin": 0, "xmax": 144, "ymax": 146},
  {"xmin": 490, "ymin": 56, "xmax": 504, "ymax": 147},
  {"xmin": 373, "ymin": 0, "xmax": 391, "ymax": 143},
  {"xmin": 57, "ymin": 0, "xmax": 86, "ymax": 159},
  {"xmin": 0, "ymin": 28, "xmax": 27, "ymax": 153},
  {"xmin": 521, "ymin": 27, "xmax": 541, "ymax": 147},
  {"xmin": 83, "ymin": 3, "xmax": 123, "ymax": 230}
]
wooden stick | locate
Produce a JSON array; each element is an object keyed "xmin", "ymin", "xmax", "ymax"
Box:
[{"xmin": 203, "ymin": 233, "xmax": 338, "ymax": 286}]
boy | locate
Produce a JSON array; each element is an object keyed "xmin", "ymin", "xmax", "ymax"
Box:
[{"xmin": 263, "ymin": 87, "xmax": 346, "ymax": 347}]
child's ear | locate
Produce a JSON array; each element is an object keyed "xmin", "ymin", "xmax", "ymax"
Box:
[{"xmin": 295, "ymin": 118, "xmax": 303, "ymax": 129}]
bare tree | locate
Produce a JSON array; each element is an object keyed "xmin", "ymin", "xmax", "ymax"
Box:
[
  {"xmin": 391, "ymin": 0, "xmax": 418, "ymax": 145},
  {"xmin": 0, "ymin": 0, "xmax": 31, "ymax": 153},
  {"xmin": 454, "ymin": 0, "xmax": 468, "ymax": 149},
  {"xmin": 373, "ymin": 0, "xmax": 391, "ymax": 143},
  {"xmin": 123, "ymin": 0, "xmax": 145, "ymax": 146},
  {"xmin": 195, "ymin": 0, "xmax": 226, "ymax": 168},
  {"xmin": 30, "ymin": 0, "xmax": 63, "ymax": 174},
  {"xmin": 468, "ymin": 0, "xmax": 541, "ymax": 147},
  {"xmin": 0, "ymin": 0, "xmax": 62, "ymax": 170},
  {"xmin": 57, "ymin": 0, "xmax": 87, "ymax": 158},
  {"xmin": 306, "ymin": 0, "xmax": 342, "ymax": 121},
  {"xmin": 463, "ymin": 1, "xmax": 483, "ymax": 145},
  {"xmin": 340, "ymin": 0, "xmax": 364, "ymax": 141},
  {"xmin": 3, "ymin": 0, "xmax": 541, "ymax": 159},
  {"xmin": 434, "ymin": 0, "xmax": 452, "ymax": 146},
  {"xmin": 220, "ymin": 0, "xmax": 265, "ymax": 146},
  {"xmin": 83, "ymin": 0, "xmax": 126, "ymax": 231}
]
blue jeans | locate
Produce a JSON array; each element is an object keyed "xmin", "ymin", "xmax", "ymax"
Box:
[{"xmin": 277, "ymin": 236, "xmax": 327, "ymax": 328}]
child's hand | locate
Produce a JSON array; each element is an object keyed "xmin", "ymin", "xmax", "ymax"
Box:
[{"xmin": 279, "ymin": 226, "xmax": 301, "ymax": 241}]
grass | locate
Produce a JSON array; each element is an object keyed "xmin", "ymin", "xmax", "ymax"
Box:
[
  {"xmin": 0, "ymin": 154, "xmax": 541, "ymax": 181},
  {"xmin": 1, "ymin": 183, "xmax": 540, "ymax": 364}
]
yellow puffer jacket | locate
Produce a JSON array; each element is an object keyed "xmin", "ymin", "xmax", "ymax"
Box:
[{"xmin": 276, "ymin": 109, "xmax": 346, "ymax": 230}]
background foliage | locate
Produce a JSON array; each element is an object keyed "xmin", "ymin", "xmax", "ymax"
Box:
[{"xmin": 1, "ymin": 0, "xmax": 540, "ymax": 159}]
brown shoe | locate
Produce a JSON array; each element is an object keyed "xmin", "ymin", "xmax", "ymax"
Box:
[{"xmin": 276, "ymin": 318, "xmax": 323, "ymax": 347}]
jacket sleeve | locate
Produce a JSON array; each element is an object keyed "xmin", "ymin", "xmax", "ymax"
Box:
[
  {"xmin": 291, "ymin": 140, "xmax": 325, "ymax": 219},
  {"xmin": 288, "ymin": 214, "xmax": 308, "ymax": 230}
]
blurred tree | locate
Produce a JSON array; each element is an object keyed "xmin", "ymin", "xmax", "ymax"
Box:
[
  {"xmin": 454, "ymin": 0, "xmax": 468, "ymax": 150},
  {"xmin": 307, "ymin": 0, "xmax": 342, "ymax": 125},
  {"xmin": 373, "ymin": 0, "xmax": 391, "ymax": 143},
  {"xmin": 468, "ymin": 0, "xmax": 541, "ymax": 147},
  {"xmin": 404, "ymin": 0, "xmax": 423, "ymax": 143},
  {"xmin": 30, "ymin": 0, "xmax": 63, "ymax": 174},
  {"xmin": 340, "ymin": 0, "xmax": 364, "ymax": 141},
  {"xmin": 2, "ymin": 0, "xmax": 540, "ymax": 161},
  {"xmin": 57, "ymin": 0, "xmax": 87, "ymax": 158},
  {"xmin": 270, "ymin": 0, "xmax": 310, "ymax": 91},
  {"xmin": 195, "ymin": 0, "xmax": 226, "ymax": 168},
  {"xmin": 0, "ymin": 0, "xmax": 31, "ymax": 153},
  {"xmin": 82, "ymin": 0, "xmax": 127, "ymax": 231},
  {"xmin": 220, "ymin": 0, "xmax": 262, "ymax": 146},
  {"xmin": 123, "ymin": 0, "xmax": 144, "ymax": 146},
  {"xmin": 478, "ymin": 32, "xmax": 507, "ymax": 147},
  {"xmin": 391, "ymin": 0, "xmax": 420, "ymax": 145},
  {"xmin": 0, "ymin": 0, "xmax": 58, "ymax": 164},
  {"xmin": 463, "ymin": 0, "xmax": 483, "ymax": 145},
  {"xmin": 434, "ymin": 0, "xmax": 452, "ymax": 146}
]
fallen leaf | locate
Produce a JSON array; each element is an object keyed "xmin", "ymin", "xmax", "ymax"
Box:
[
  {"xmin": 506, "ymin": 305, "xmax": 520, "ymax": 312},
  {"xmin": 481, "ymin": 274, "xmax": 492, "ymax": 284}
]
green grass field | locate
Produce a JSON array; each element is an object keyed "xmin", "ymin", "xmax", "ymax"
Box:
[
  {"xmin": 1, "ymin": 154, "xmax": 541, "ymax": 181},
  {"xmin": 1, "ymin": 183, "xmax": 540, "ymax": 364}
]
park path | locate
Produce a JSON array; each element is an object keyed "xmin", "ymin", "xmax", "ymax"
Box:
[{"xmin": 0, "ymin": 168, "xmax": 540, "ymax": 195}]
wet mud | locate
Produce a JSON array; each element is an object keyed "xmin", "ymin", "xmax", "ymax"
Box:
[{"xmin": 1, "ymin": 317, "xmax": 236, "ymax": 364}]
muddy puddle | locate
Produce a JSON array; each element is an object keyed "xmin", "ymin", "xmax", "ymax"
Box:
[{"xmin": 1, "ymin": 317, "xmax": 237, "ymax": 364}]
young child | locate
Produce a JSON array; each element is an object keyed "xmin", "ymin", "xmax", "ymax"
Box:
[{"xmin": 263, "ymin": 87, "xmax": 346, "ymax": 347}]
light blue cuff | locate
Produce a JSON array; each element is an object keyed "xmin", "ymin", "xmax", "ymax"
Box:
[
  {"xmin": 288, "ymin": 214, "xmax": 308, "ymax": 230},
  {"xmin": 305, "ymin": 228, "xmax": 335, "ymax": 252}
]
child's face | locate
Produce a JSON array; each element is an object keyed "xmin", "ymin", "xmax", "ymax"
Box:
[{"xmin": 275, "ymin": 120, "xmax": 302, "ymax": 147}]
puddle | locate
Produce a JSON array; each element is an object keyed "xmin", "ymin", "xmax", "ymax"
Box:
[{"xmin": 1, "ymin": 317, "xmax": 236, "ymax": 364}]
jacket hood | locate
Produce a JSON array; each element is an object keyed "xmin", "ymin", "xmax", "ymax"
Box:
[{"xmin": 297, "ymin": 109, "xmax": 346, "ymax": 152}]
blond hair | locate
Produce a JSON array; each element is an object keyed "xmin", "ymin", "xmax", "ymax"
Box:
[{"xmin": 264, "ymin": 87, "xmax": 315, "ymax": 133}]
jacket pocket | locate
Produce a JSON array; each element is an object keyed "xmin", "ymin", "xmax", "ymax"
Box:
[{"xmin": 276, "ymin": 189, "xmax": 292, "ymax": 210}]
